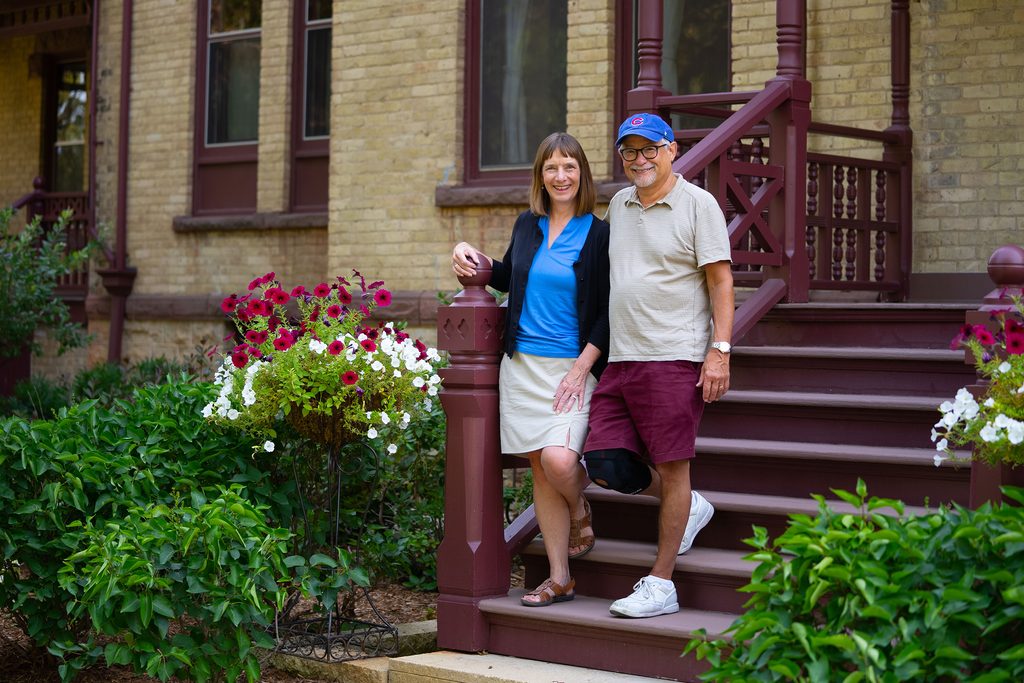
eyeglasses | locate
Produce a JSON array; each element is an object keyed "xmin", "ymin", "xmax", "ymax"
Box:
[{"xmin": 618, "ymin": 143, "xmax": 669, "ymax": 162}]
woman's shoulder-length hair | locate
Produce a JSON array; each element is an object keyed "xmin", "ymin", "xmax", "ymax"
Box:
[{"xmin": 529, "ymin": 132, "xmax": 596, "ymax": 218}]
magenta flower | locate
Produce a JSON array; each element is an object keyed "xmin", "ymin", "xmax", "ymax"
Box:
[
  {"xmin": 395, "ymin": 331, "xmax": 409, "ymax": 343},
  {"xmin": 260, "ymin": 271, "xmax": 276, "ymax": 284},
  {"xmin": 231, "ymin": 351, "xmax": 249, "ymax": 368},
  {"xmin": 248, "ymin": 346, "xmax": 263, "ymax": 358},
  {"xmin": 273, "ymin": 335, "xmax": 294, "ymax": 351},
  {"xmin": 291, "ymin": 285, "xmax": 308, "ymax": 298},
  {"xmin": 313, "ymin": 282, "xmax": 332, "ymax": 298},
  {"xmin": 1007, "ymin": 333, "xmax": 1024, "ymax": 356},
  {"xmin": 248, "ymin": 300, "xmax": 271, "ymax": 317},
  {"xmin": 338, "ymin": 287, "xmax": 353, "ymax": 305},
  {"xmin": 373, "ymin": 289, "xmax": 392, "ymax": 307},
  {"xmin": 1007, "ymin": 319, "xmax": 1023, "ymax": 335},
  {"xmin": 326, "ymin": 304, "xmax": 343, "ymax": 319},
  {"xmin": 360, "ymin": 339, "xmax": 377, "ymax": 353},
  {"xmin": 245, "ymin": 330, "xmax": 261, "ymax": 343},
  {"xmin": 265, "ymin": 287, "xmax": 291, "ymax": 305},
  {"xmin": 328, "ymin": 340, "xmax": 345, "ymax": 355},
  {"xmin": 972, "ymin": 325, "xmax": 996, "ymax": 346},
  {"xmin": 221, "ymin": 295, "xmax": 239, "ymax": 314},
  {"xmin": 341, "ymin": 370, "xmax": 359, "ymax": 385},
  {"xmin": 247, "ymin": 277, "xmax": 262, "ymax": 291}
]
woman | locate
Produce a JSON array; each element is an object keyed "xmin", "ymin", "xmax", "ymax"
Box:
[{"xmin": 451, "ymin": 132, "xmax": 610, "ymax": 607}]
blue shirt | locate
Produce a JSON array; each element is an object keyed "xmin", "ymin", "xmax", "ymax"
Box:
[{"xmin": 515, "ymin": 214, "xmax": 593, "ymax": 357}]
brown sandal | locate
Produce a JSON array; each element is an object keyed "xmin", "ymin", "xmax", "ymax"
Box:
[
  {"xmin": 568, "ymin": 496, "xmax": 595, "ymax": 559},
  {"xmin": 521, "ymin": 578, "xmax": 576, "ymax": 607}
]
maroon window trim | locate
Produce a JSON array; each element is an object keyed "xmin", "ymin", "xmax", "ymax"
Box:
[
  {"xmin": 192, "ymin": 0, "xmax": 259, "ymax": 216},
  {"xmin": 289, "ymin": 0, "xmax": 329, "ymax": 212}
]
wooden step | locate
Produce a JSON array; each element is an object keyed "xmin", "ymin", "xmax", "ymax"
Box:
[
  {"xmin": 690, "ymin": 436, "xmax": 970, "ymax": 505},
  {"xmin": 479, "ymin": 592, "xmax": 738, "ymax": 682},
  {"xmin": 583, "ymin": 486, "xmax": 948, "ymax": 551},
  {"xmin": 522, "ymin": 540, "xmax": 751, "ymax": 613},
  {"xmin": 700, "ymin": 388, "xmax": 947, "ymax": 448},
  {"xmin": 729, "ymin": 345, "xmax": 975, "ymax": 395}
]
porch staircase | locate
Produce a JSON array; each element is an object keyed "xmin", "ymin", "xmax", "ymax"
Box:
[{"xmin": 480, "ymin": 302, "xmax": 976, "ymax": 682}]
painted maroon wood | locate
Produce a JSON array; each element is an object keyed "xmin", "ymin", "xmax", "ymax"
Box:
[
  {"xmin": 967, "ymin": 245, "xmax": 1024, "ymax": 507},
  {"xmin": 435, "ymin": 261, "xmax": 510, "ymax": 652}
]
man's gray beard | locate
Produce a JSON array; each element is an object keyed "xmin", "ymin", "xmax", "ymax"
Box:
[{"xmin": 630, "ymin": 168, "xmax": 657, "ymax": 188}]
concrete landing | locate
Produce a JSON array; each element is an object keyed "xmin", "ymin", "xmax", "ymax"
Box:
[{"xmin": 389, "ymin": 651, "xmax": 669, "ymax": 682}]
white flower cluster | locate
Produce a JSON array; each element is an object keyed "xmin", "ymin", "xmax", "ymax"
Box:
[
  {"xmin": 203, "ymin": 359, "xmax": 240, "ymax": 421},
  {"xmin": 932, "ymin": 385, "xmax": 1024, "ymax": 466}
]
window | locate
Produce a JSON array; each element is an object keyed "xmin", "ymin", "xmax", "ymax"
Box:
[
  {"xmin": 51, "ymin": 62, "xmax": 87, "ymax": 192},
  {"xmin": 616, "ymin": 0, "xmax": 731, "ymax": 133},
  {"xmin": 464, "ymin": 0, "xmax": 567, "ymax": 185},
  {"xmin": 290, "ymin": 0, "xmax": 331, "ymax": 212},
  {"xmin": 193, "ymin": 0, "xmax": 261, "ymax": 215}
]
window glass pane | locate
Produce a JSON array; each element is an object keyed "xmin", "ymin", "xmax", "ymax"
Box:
[
  {"xmin": 479, "ymin": 0, "xmax": 566, "ymax": 168},
  {"xmin": 210, "ymin": 0, "xmax": 260, "ymax": 34},
  {"xmin": 54, "ymin": 63, "xmax": 87, "ymax": 191},
  {"xmin": 208, "ymin": 37, "xmax": 260, "ymax": 144},
  {"xmin": 305, "ymin": 26, "xmax": 331, "ymax": 138},
  {"xmin": 307, "ymin": 0, "xmax": 332, "ymax": 22}
]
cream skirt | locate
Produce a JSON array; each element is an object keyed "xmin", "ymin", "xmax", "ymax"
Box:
[{"xmin": 498, "ymin": 352, "xmax": 597, "ymax": 456}]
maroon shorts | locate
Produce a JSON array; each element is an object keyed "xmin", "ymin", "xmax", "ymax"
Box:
[{"xmin": 583, "ymin": 360, "xmax": 705, "ymax": 464}]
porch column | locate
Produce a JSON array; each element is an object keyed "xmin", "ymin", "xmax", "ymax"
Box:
[
  {"xmin": 625, "ymin": 0, "xmax": 669, "ymax": 114},
  {"xmin": 884, "ymin": 0, "xmax": 913, "ymax": 301},
  {"xmin": 966, "ymin": 245, "xmax": 1024, "ymax": 507},
  {"xmin": 767, "ymin": 0, "xmax": 811, "ymax": 302},
  {"xmin": 435, "ymin": 262, "xmax": 509, "ymax": 652}
]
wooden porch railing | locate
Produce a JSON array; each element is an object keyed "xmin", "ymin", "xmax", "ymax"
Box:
[{"xmin": 10, "ymin": 176, "xmax": 105, "ymax": 309}]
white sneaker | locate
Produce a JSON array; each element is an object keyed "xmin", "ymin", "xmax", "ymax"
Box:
[
  {"xmin": 678, "ymin": 491, "xmax": 714, "ymax": 555},
  {"xmin": 609, "ymin": 576, "xmax": 679, "ymax": 618}
]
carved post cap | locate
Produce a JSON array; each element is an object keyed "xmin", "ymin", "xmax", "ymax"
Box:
[
  {"xmin": 987, "ymin": 244, "xmax": 1024, "ymax": 288},
  {"xmin": 437, "ymin": 256, "xmax": 503, "ymax": 354},
  {"xmin": 451, "ymin": 256, "xmax": 493, "ymax": 305}
]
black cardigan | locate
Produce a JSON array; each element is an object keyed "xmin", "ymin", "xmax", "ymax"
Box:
[{"xmin": 489, "ymin": 210, "xmax": 610, "ymax": 379}]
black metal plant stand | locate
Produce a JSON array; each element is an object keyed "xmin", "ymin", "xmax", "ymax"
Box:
[{"xmin": 269, "ymin": 440, "xmax": 399, "ymax": 662}]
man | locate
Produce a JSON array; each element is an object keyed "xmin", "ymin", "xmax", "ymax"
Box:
[{"xmin": 583, "ymin": 113, "xmax": 734, "ymax": 618}]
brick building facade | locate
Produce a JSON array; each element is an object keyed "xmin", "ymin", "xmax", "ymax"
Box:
[{"xmin": 1, "ymin": 0, "xmax": 1021, "ymax": 376}]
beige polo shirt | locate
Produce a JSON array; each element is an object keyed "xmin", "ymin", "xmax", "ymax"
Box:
[{"xmin": 607, "ymin": 174, "xmax": 732, "ymax": 362}]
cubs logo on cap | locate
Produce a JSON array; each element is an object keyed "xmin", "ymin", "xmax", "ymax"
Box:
[{"xmin": 615, "ymin": 112, "xmax": 675, "ymax": 147}]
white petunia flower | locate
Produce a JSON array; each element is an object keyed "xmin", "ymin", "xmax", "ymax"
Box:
[
  {"xmin": 380, "ymin": 412, "xmax": 391, "ymax": 424},
  {"xmin": 227, "ymin": 409, "xmax": 240, "ymax": 421},
  {"xmin": 202, "ymin": 404, "xmax": 214, "ymax": 418},
  {"xmin": 1007, "ymin": 420, "xmax": 1024, "ymax": 445},
  {"xmin": 387, "ymin": 444, "xmax": 398, "ymax": 454},
  {"xmin": 413, "ymin": 376, "xmax": 425, "ymax": 388},
  {"xmin": 980, "ymin": 422, "xmax": 1000, "ymax": 442},
  {"xmin": 264, "ymin": 440, "xmax": 275, "ymax": 452},
  {"xmin": 933, "ymin": 452, "xmax": 948, "ymax": 467},
  {"xmin": 998, "ymin": 361, "xmax": 1012, "ymax": 374},
  {"xmin": 309, "ymin": 338, "xmax": 328, "ymax": 354},
  {"xmin": 372, "ymin": 360, "xmax": 385, "ymax": 372},
  {"xmin": 367, "ymin": 427, "xmax": 378, "ymax": 439}
]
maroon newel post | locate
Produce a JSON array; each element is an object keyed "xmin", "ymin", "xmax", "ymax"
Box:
[
  {"xmin": 435, "ymin": 261, "xmax": 509, "ymax": 652},
  {"xmin": 626, "ymin": 0, "xmax": 670, "ymax": 113},
  {"xmin": 967, "ymin": 244, "xmax": 1024, "ymax": 507}
]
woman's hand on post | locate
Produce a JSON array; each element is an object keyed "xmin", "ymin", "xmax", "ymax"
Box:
[{"xmin": 451, "ymin": 242, "xmax": 489, "ymax": 277}]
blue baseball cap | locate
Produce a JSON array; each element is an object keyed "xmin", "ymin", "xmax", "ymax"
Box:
[{"xmin": 615, "ymin": 113, "xmax": 674, "ymax": 147}]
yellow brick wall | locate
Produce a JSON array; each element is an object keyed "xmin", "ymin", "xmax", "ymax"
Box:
[
  {"xmin": 568, "ymin": 0, "xmax": 617, "ymax": 180},
  {"xmin": 912, "ymin": 0, "xmax": 1024, "ymax": 271},
  {"xmin": 256, "ymin": 0, "xmax": 291, "ymax": 213},
  {"xmin": 0, "ymin": 35, "xmax": 42, "ymax": 218}
]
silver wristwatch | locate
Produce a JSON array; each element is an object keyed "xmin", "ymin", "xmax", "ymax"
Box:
[{"xmin": 710, "ymin": 341, "xmax": 732, "ymax": 354}]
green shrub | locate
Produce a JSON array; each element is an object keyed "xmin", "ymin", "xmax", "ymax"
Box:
[
  {"xmin": 686, "ymin": 481, "xmax": 1024, "ymax": 682},
  {"xmin": 0, "ymin": 207, "xmax": 95, "ymax": 359},
  {"xmin": 0, "ymin": 378, "xmax": 302, "ymax": 679},
  {"xmin": 58, "ymin": 486, "xmax": 309, "ymax": 683}
]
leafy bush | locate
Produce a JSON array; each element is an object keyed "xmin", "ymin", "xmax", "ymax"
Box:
[
  {"xmin": 0, "ymin": 207, "xmax": 95, "ymax": 359},
  {"xmin": 0, "ymin": 378, "xmax": 304, "ymax": 679},
  {"xmin": 686, "ymin": 481, "xmax": 1024, "ymax": 682}
]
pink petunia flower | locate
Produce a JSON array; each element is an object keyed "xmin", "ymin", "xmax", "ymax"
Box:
[
  {"xmin": 373, "ymin": 289, "xmax": 392, "ymax": 307},
  {"xmin": 327, "ymin": 304, "xmax": 343, "ymax": 319},
  {"xmin": 328, "ymin": 341, "xmax": 345, "ymax": 355},
  {"xmin": 1007, "ymin": 319, "xmax": 1023, "ymax": 335},
  {"xmin": 338, "ymin": 287, "xmax": 353, "ymax": 305},
  {"xmin": 360, "ymin": 339, "xmax": 377, "ymax": 353},
  {"xmin": 248, "ymin": 346, "xmax": 263, "ymax": 358},
  {"xmin": 313, "ymin": 282, "xmax": 332, "ymax": 298},
  {"xmin": 265, "ymin": 287, "xmax": 291, "ymax": 306},
  {"xmin": 291, "ymin": 285, "xmax": 308, "ymax": 298},
  {"xmin": 261, "ymin": 271, "xmax": 276, "ymax": 284},
  {"xmin": 247, "ymin": 299, "xmax": 271, "ymax": 317},
  {"xmin": 273, "ymin": 335, "xmax": 294, "ymax": 351},
  {"xmin": 231, "ymin": 350, "xmax": 249, "ymax": 368},
  {"xmin": 221, "ymin": 295, "xmax": 239, "ymax": 314},
  {"xmin": 247, "ymin": 277, "xmax": 262, "ymax": 291},
  {"xmin": 973, "ymin": 325, "xmax": 995, "ymax": 346},
  {"xmin": 244, "ymin": 330, "xmax": 261, "ymax": 344},
  {"xmin": 341, "ymin": 370, "xmax": 359, "ymax": 385},
  {"xmin": 1007, "ymin": 332, "xmax": 1024, "ymax": 355}
]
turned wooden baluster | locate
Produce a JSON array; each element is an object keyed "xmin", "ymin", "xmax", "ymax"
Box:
[
  {"xmin": 875, "ymin": 169, "xmax": 888, "ymax": 281},
  {"xmin": 807, "ymin": 161, "xmax": 818, "ymax": 280},
  {"xmin": 435, "ymin": 261, "xmax": 508, "ymax": 652},
  {"xmin": 845, "ymin": 166, "xmax": 858, "ymax": 281},
  {"xmin": 832, "ymin": 166, "xmax": 845, "ymax": 280}
]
